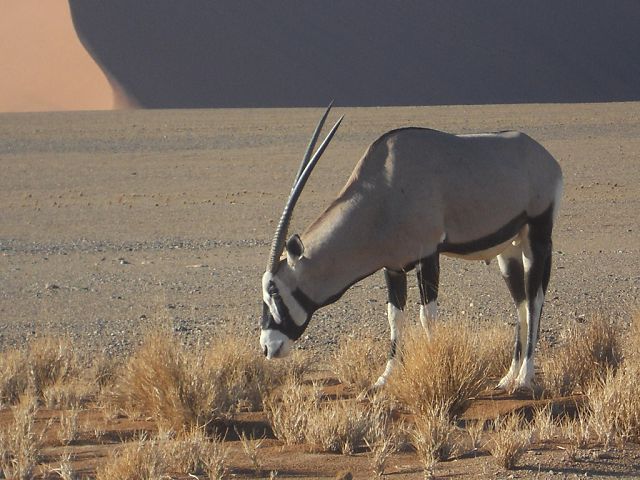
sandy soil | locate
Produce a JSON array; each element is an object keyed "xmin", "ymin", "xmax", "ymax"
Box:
[{"xmin": 0, "ymin": 103, "xmax": 639, "ymax": 478}]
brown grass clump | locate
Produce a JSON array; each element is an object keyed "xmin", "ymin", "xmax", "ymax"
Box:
[
  {"xmin": 58, "ymin": 408, "xmax": 80, "ymax": 445},
  {"xmin": 95, "ymin": 436, "xmax": 170, "ymax": 480},
  {"xmin": 474, "ymin": 321, "xmax": 513, "ymax": 380},
  {"xmin": 237, "ymin": 429, "xmax": 266, "ymax": 476},
  {"xmin": 110, "ymin": 331, "xmax": 280, "ymax": 431},
  {"xmin": 265, "ymin": 377, "xmax": 385, "ymax": 454},
  {"xmin": 0, "ymin": 395, "xmax": 40, "ymax": 480},
  {"xmin": 305, "ymin": 399, "xmax": 378, "ymax": 454},
  {"xmin": 109, "ymin": 332, "xmax": 203, "ymax": 430},
  {"xmin": 95, "ymin": 430, "xmax": 229, "ymax": 480},
  {"xmin": 560, "ymin": 413, "xmax": 591, "ymax": 460},
  {"xmin": 264, "ymin": 378, "xmax": 320, "ymax": 445},
  {"xmin": 489, "ymin": 414, "xmax": 531, "ymax": 470},
  {"xmin": 623, "ymin": 310, "xmax": 640, "ymax": 364},
  {"xmin": 389, "ymin": 322, "xmax": 499, "ymax": 417},
  {"xmin": 541, "ymin": 315, "xmax": 622, "ymax": 397},
  {"xmin": 0, "ymin": 337, "xmax": 84, "ymax": 407},
  {"xmin": 410, "ymin": 401, "xmax": 457, "ymax": 479},
  {"xmin": 585, "ymin": 364, "xmax": 640, "ymax": 447},
  {"xmin": 332, "ymin": 335, "xmax": 386, "ymax": 391},
  {"xmin": 365, "ymin": 401, "xmax": 401, "ymax": 478}
]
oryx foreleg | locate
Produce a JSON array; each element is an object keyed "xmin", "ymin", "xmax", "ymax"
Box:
[
  {"xmin": 417, "ymin": 254, "xmax": 439, "ymax": 336},
  {"xmin": 497, "ymin": 244, "xmax": 527, "ymax": 391},
  {"xmin": 514, "ymin": 218, "xmax": 553, "ymax": 390},
  {"xmin": 374, "ymin": 268, "xmax": 407, "ymax": 387}
]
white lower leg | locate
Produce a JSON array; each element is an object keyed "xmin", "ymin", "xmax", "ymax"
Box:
[
  {"xmin": 374, "ymin": 303, "xmax": 405, "ymax": 388},
  {"xmin": 497, "ymin": 302, "xmax": 527, "ymax": 390},
  {"xmin": 419, "ymin": 301, "xmax": 437, "ymax": 338},
  {"xmin": 514, "ymin": 287, "xmax": 543, "ymax": 390},
  {"xmin": 497, "ymin": 357, "xmax": 521, "ymax": 390}
]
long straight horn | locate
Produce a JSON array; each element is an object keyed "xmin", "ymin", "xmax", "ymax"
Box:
[
  {"xmin": 293, "ymin": 101, "xmax": 333, "ymax": 185},
  {"xmin": 266, "ymin": 112, "xmax": 344, "ymax": 273}
]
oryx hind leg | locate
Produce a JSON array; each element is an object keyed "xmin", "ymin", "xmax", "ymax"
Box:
[
  {"xmin": 496, "ymin": 243, "xmax": 527, "ymax": 391},
  {"xmin": 512, "ymin": 208, "xmax": 554, "ymax": 391},
  {"xmin": 374, "ymin": 268, "xmax": 407, "ymax": 388},
  {"xmin": 417, "ymin": 254, "xmax": 440, "ymax": 337}
]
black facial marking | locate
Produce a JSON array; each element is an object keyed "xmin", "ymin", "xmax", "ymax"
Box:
[{"xmin": 261, "ymin": 282, "xmax": 317, "ymax": 341}]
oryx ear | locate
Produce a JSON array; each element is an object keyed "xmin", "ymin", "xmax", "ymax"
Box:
[{"xmin": 286, "ymin": 234, "xmax": 305, "ymax": 267}]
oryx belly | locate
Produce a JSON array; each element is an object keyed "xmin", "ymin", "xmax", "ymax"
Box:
[{"xmin": 441, "ymin": 234, "xmax": 519, "ymax": 261}]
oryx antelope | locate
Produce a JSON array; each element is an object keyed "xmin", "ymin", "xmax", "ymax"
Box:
[{"xmin": 261, "ymin": 105, "xmax": 563, "ymax": 391}]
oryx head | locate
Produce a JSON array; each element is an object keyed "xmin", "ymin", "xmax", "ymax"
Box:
[{"xmin": 260, "ymin": 104, "xmax": 343, "ymax": 359}]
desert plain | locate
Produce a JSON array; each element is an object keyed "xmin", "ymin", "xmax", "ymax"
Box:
[{"xmin": 0, "ymin": 102, "xmax": 639, "ymax": 478}]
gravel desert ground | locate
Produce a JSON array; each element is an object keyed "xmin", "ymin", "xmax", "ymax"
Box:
[
  {"xmin": 1, "ymin": 103, "xmax": 639, "ymax": 478},
  {"xmin": 1, "ymin": 102, "xmax": 638, "ymax": 355}
]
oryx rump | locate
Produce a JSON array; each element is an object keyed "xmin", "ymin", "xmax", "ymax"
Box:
[{"xmin": 260, "ymin": 105, "xmax": 563, "ymax": 392}]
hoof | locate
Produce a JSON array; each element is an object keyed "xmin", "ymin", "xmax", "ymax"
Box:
[{"xmin": 492, "ymin": 384, "xmax": 509, "ymax": 394}]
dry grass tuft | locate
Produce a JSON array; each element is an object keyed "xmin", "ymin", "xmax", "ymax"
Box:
[
  {"xmin": 365, "ymin": 400, "xmax": 400, "ymax": 478},
  {"xmin": 366, "ymin": 432, "xmax": 397, "ymax": 479},
  {"xmin": 489, "ymin": 414, "xmax": 531, "ymax": 470},
  {"xmin": 110, "ymin": 330, "xmax": 283, "ymax": 431},
  {"xmin": 332, "ymin": 335, "xmax": 386, "ymax": 391},
  {"xmin": 560, "ymin": 413, "xmax": 591, "ymax": 460},
  {"xmin": 264, "ymin": 378, "xmax": 319, "ymax": 445},
  {"xmin": 623, "ymin": 310, "xmax": 640, "ymax": 364},
  {"xmin": 95, "ymin": 436, "xmax": 169, "ymax": 480},
  {"xmin": 48, "ymin": 451, "xmax": 77, "ymax": 480},
  {"xmin": 43, "ymin": 379, "xmax": 94, "ymax": 409},
  {"xmin": 474, "ymin": 321, "xmax": 513, "ymax": 380},
  {"xmin": 530, "ymin": 405, "xmax": 556, "ymax": 444},
  {"xmin": 410, "ymin": 401, "xmax": 457, "ymax": 479},
  {"xmin": 541, "ymin": 315, "xmax": 622, "ymax": 397},
  {"xmin": 305, "ymin": 399, "xmax": 378, "ymax": 454},
  {"xmin": 109, "ymin": 332, "xmax": 203, "ymax": 430},
  {"xmin": 465, "ymin": 419, "xmax": 485, "ymax": 452},
  {"xmin": 58, "ymin": 408, "xmax": 80, "ymax": 445},
  {"xmin": 266, "ymin": 377, "xmax": 386, "ymax": 454},
  {"xmin": 389, "ymin": 322, "xmax": 504, "ymax": 417},
  {"xmin": 0, "ymin": 349, "xmax": 29, "ymax": 407},
  {"xmin": 0, "ymin": 395, "xmax": 40, "ymax": 480},
  {"xmin": 585, "ymin": 364, "xmax": 640, "ymax": 447},
  {"xmin": 237, "ymin": 429, "xmax": 266, "ymax": 476},
  {"xmin": 0, "ymin": 337, "xmax": 84, "ymax": 407},
  {"xmin": 95, "ymin": 430, "xmax": 229, "ymax": 480}
]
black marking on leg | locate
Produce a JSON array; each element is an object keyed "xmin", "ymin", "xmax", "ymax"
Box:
[
  {"xmin": 501, "ymin": 258, "xmax": 526, "ymax": 305},
  {"xmin": 523, "ymin": 205, "xmax": 554, "ymax": 359},
  {"xmin": 389, "ymin": 339, "xmax": 397, "ymax": 359},
  {"xmin": 512, "ymin": 326, "xmax": 522, "ymax": 362},
  {"xmin": 418, "ymin": 254, "xmax": 440, "ymax": 305},
  {"xmin": 385, "ymin": 269, "xmax": 407, "ymax": 310},
  {"xmin": 542, "ymin": 244, "xmax": 553, "ymax": 294}
]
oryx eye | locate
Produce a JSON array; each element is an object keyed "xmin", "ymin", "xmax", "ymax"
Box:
[{"xmin": 267, "ymin": 282, "xmax": 279, "ymax": 297}]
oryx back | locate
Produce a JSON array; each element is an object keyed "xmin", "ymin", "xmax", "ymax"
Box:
[{"xmin": 305, "ymin": 127, "xmax": 562, "ymax": 270}]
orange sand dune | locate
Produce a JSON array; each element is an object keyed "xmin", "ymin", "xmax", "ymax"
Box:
[{"xmin": 0, "ymin": 0, "xmax": 115, "ymax": 112}]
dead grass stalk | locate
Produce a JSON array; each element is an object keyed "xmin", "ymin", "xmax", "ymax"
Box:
[{"xmin": 489, "ymin": 414, "xmax": 531, "ymax": 470}]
